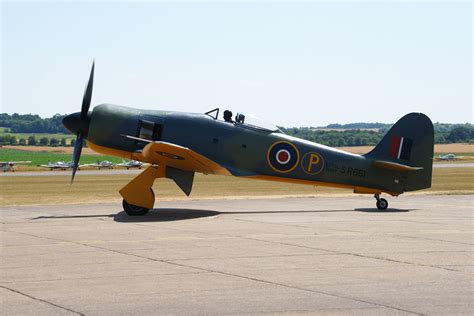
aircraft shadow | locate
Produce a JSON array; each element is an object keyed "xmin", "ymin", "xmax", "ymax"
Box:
[
  {"xmin": 114, "ymin": 209, "xmax": 219, "ymax": 222},
  {"xmin": 113, "ymin": 208, "xmax": 413, "ymax": 223},
  {"xmin": 32, "ymin": 207, "xmax": 412, "ymax": 222},
  {"xmin": 354, "ymin": 208, "xmax": 411, "ymax": 213}
]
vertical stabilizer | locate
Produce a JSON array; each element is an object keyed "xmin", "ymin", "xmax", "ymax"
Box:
[{"xmin": 365, "ymin": 113, "xmax": 434, "ymax": 191}]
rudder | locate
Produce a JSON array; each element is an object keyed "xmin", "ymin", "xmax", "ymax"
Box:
[{"xmin": 365, "ymin": 113, "xmax": 434, "ymax": 191}]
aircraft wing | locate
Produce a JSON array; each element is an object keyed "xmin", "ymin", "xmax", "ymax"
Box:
[
  {"xmin": 81, "ymin": 163, "xmax": 96, "ymax": 167},
  {"xmin": 39, "ymin": 165, "xmax": 64, "ymax": 169},
  {"xmin": 124, "ymin": 135, "xmax": 230, "ymax": 175},
  {"xmin": 10, "ymin": 161, "xmax": 31, "ymax": 165}
]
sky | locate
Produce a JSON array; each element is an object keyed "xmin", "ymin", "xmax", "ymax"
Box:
[{"xmin": 1, "ymin": 1, "xmax": 472, "ymax": 127}]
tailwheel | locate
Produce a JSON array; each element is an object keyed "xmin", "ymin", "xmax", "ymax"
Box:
[{"xmin": 374, "ymin": 194, "xmax": 388, "ymax": 210}]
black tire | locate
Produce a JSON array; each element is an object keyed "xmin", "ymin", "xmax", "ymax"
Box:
[
  {"xmin": 376, "ymin": 198, "xmax": 388, "ymax": 210},
  {"xmin": 122, "ymin": 199, "xmax": 149, "ymax": 216}
]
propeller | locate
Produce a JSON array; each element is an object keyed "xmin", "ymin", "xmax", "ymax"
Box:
[{"xmin": 63, "ymin": 61, "xmax": 94, "ymax": 183}]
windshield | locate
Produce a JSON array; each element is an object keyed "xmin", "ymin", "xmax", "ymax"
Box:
[
  {"xmin": 235, "ymin": 113, "xmax": 282, "ymax": 132},
  {"xmin": 204, "ymin": 108, "xmax": 283, "ymax": 133}
]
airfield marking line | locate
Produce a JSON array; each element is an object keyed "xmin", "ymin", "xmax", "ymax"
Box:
[
  {"xmin": 0, "ymin": 284, "xmax": 84, "ymax": 315},
  {"xmin": 2, "ymin": 228, "xmax": 424, "ymax": 315}
]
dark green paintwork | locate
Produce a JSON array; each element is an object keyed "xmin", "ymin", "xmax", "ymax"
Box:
[{"xmin": 88, "ymin": 104, "xmax": 434, "ymax": 195}]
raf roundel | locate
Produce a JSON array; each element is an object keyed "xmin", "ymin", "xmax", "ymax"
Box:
[{"xmin": 267, "ymin": 141, "xmax": 300, "ymax": 173}]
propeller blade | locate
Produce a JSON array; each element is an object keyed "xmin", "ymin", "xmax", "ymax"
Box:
[
  {"xmin": 81, "ymin": 61, "xmax": 95, "ymax": 120},
  {"xmin": 71, "ymin": 134, "xmax": 84, "ymax": 184}
]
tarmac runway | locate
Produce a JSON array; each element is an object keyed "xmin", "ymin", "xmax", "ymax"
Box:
[{"xmin": 1, "ymin": 195, "xmax": 473, "ymax": 315}]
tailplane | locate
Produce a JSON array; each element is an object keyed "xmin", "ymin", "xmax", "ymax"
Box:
[{"xmin": 365, "ymin": 113, "xmax": 434, "ymax": 191}]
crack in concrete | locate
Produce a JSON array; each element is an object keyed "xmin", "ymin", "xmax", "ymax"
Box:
[
  {"xmin": 242, "ymin": 236, "xmax": 460, "ymax": 273},
  {"xmin": 1, "ymin": 271, "xmax": 210, "ymax": 285},
  {"xmin": 0, "ymin": 284, "xmax": 84, "ymax": 315},
  {"xmin": 393, "ymin": 234, "xmax": 474, "ymax": 246}
]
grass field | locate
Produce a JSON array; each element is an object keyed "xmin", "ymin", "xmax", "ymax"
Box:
[
  {"xmin": 0, "ymin": 148, "xmax": 124, "ymax": 166},
  {"xmin": 1, "ymin": 167, "xmax": 472, "ymax": 207}
]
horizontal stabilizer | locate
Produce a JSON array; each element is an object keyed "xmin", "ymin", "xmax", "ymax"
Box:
[{"xmin": 373, "ymin": 160, "xmax": 424, "ymax": 172}]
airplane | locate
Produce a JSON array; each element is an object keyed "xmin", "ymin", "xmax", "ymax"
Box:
[
  {"xmin": 114, "ymin": 160, "xmax": 143, "ymax": 169},
  {"xmin": 38, "ymin": 161, "xmax": 77, "ymax": 171},
  {"xmin": 82, "ymin": 160, "xmax": 114, "ymax": 169},
  {"xmin": 63, "ymin": 63, "xmax": 434, "ymax": 216},
  {"xmin": 436, "ymin": 153, "xmax": 460, "ymax": 161},
  {"xmin": 0, "ymin": 161, "xmax": 31, "ymax": 172}
]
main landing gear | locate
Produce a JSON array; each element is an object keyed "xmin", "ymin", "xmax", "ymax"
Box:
[
  {"xmin": 374, "ymin": 194, "xmax": 388, "ymax": 210},
  {"xmin": 122, "ymin": 199, "xmax": 149, "ymax": 216},
  {"xmin": 122, "ymin": 189, "xmax": 154, "ymax": 216}
]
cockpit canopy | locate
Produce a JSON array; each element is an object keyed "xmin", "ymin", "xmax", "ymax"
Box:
[{"xmin": 204, "ymin": 108, "xmax": 283, "ymax": 133}]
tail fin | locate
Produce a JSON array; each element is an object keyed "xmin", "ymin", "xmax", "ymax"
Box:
[{"xmin": 365, "ymin": 113, "xmax": 434, "ymax": 191}]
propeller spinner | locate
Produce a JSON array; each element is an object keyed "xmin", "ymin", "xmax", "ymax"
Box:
[{"xmin": 63, "ymin": 61, "xmax": 94, "ymax": 183}]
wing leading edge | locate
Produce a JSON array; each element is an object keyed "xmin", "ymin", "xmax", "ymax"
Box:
[{"xmin": 123, "ymin": 135, "xmax": 231, "ymax": 176}]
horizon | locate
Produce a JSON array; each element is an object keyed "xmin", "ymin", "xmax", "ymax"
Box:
[
  {"xmin": 2, "ymin": 1, "xmax": 472, "ymax": 126},
  {"xmin": 1, "ymin": 111, "xmax": 472, "ymax": 129}
]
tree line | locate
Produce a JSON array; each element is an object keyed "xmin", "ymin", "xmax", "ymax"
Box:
[
  {"xmin": 282, "ymin": 124, "xmax": 473, "ymax": 147},
  {"xmin": 0, "ymin": 113, "xmax": 68, "ymax": 133},
  {"xmin": 0, "ymin": 113, "xmax": 472, "ymax": 147},
  {"xmin": 0, "ymin": 135, "xmax": 76, "ymax": 147}
]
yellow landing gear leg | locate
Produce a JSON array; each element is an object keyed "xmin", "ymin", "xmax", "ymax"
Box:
[{"xmin": 119, "ymin": 165, "xmax": 165, "ymax": 216}]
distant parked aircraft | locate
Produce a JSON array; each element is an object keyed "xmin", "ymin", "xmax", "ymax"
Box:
[
  {"xmin": 437, "ymin": 154, "xmax": 461, "ymax": 161},
  {"xmin": 82, "ymin": 160, "xmax": 114, "ymax": 169},
  {"xmin": 0, "ymin": 161, "xmax": 31, "ymax": 172},
  {"xmin": 38, "ymin": 161, "xmax": 77, "ymax": 171},
  {"xmin": 114, "ymin": 160, "xmax": 144, "ymax": 169}
]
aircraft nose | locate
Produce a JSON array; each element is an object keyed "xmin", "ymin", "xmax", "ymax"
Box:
[{"xmin": 63, "ymin": 111, "xmax": 90, "ymax": 136}]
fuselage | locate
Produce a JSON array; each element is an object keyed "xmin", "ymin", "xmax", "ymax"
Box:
[{"xmin": 84, "ymin": 104, "xmax": 404, "ymax": 195}]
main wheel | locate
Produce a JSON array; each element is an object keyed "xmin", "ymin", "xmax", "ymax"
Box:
[
  {"xmin": 122, "ymin": 199, "xmax": 150, "ymax": 216},
  {"xmin": 376, "ymin": 198, "xmax": 388, "ymax": 210}
]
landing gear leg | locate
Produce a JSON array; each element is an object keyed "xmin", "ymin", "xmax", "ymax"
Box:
[
  {"xmin": 119, "ymin": 166, "xmax": 164, "ymax": 216},
  {"xmin": 374, "ymin": 194, "xmax": 388, "ymax": 210}
]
